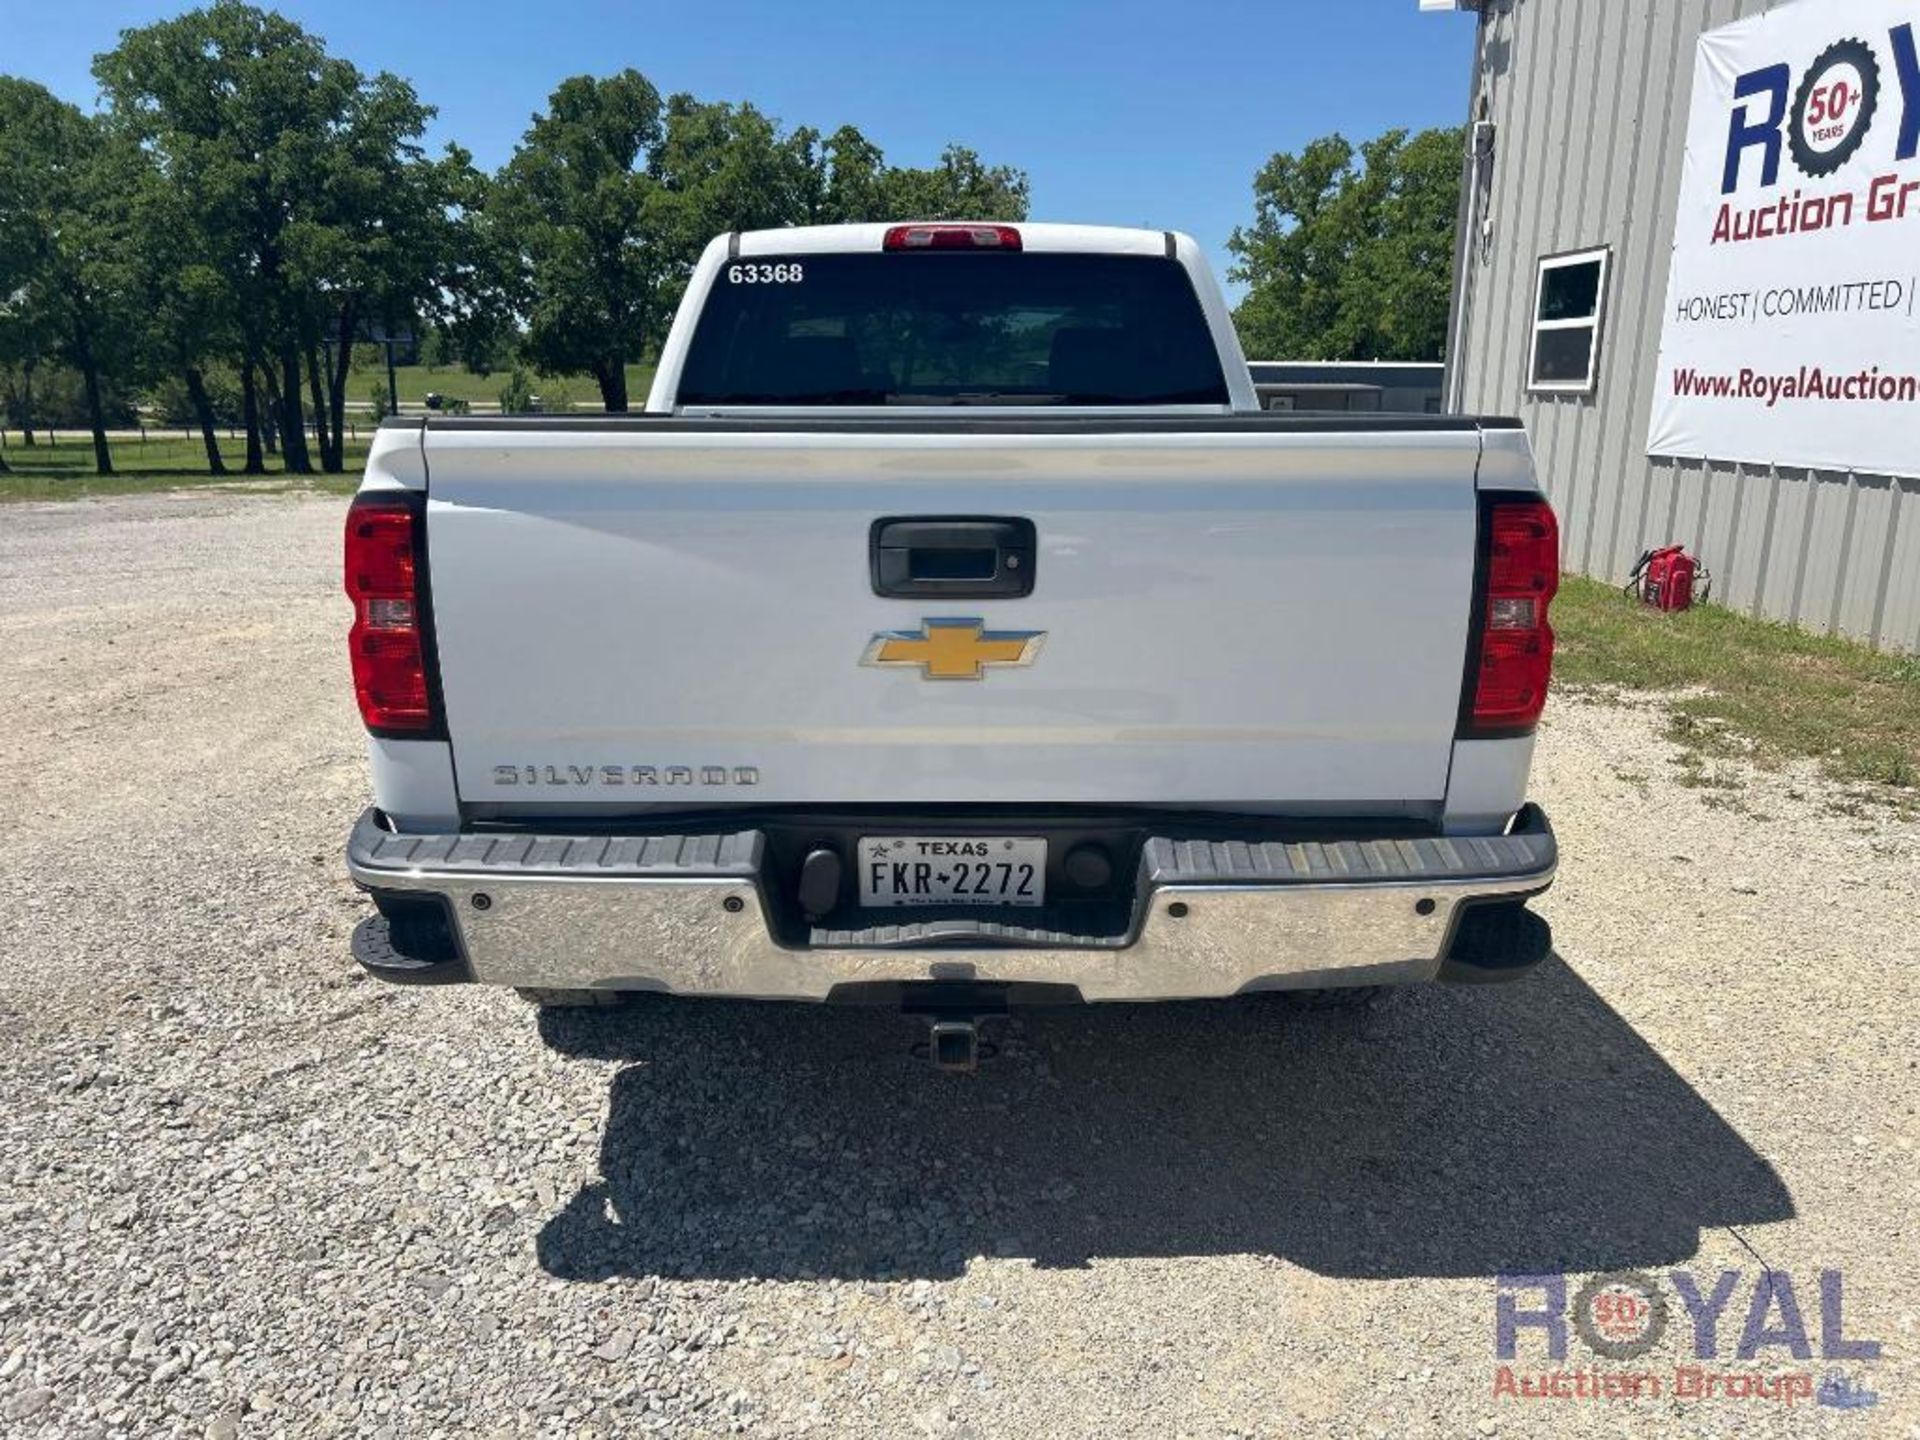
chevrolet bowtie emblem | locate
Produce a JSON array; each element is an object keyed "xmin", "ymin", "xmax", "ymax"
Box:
[{"xmin": 861, "ymin": 618, "xmax": 1046, "ymax": 681}]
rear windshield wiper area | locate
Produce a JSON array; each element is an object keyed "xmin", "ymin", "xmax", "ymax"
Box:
[
  {"xmin": 675, "ymin": 389, "xmax": 896, "ymax": 406},
  {"xmin": 1053, "ymin": 388, "xmax": 1237, "ymax": 406},
  {"xmin": 677, "ymin": 390, "xmax": 1231, "ymax": 408},
  {"xmin": 880, "ymin": 391, "xmax": 1229, "ymax": 406},
  {"xmin": 884, "ymin": 392, "xmax": 1070, "ymax": 406}
]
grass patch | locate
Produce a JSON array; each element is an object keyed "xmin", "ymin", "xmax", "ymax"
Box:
[
  {"xmin": 347, "ymin": 360, "xmax": 656, "ymax": 409},
  {"xmin": 0, "ymin": 436, "xmax": 368, "ymax": 503},
  {"xmin": 1552, "ymin": 574, "xmax": 1920, "ymax": 792}
]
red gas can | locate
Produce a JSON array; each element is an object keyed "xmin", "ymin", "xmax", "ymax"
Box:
[{"xmin": 1628, "ymin": 546, "xmax": 1710, "ymax": 612}]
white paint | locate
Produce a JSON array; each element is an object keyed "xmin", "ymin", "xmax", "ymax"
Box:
[
  {"xmin": 367, "ymin": 737, "xmax": 459, "ymax": 830},
  {"xmin": 1442, "ymin": 736, "xmax": 1536, "ymax": 834},
  {"xmin": 361, "ymin": 424, "xmax": 425, "ymax": 492},
  {"xmin": 420, "ymin": 427, "xmax": 1489, "ymax": 810},
  {"xmin": 1475, "ymin": 425, "xmax": 1541, "ymax": 492}
]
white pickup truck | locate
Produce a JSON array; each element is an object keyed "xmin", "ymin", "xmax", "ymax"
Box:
[{"xmin": 344, "ymin": 221, "xmax": 1559, "ymax": 1067}]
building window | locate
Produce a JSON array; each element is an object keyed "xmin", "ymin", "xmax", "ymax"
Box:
[{"xmin": 1527, "ymin": 246, "xmax": 1609, "ymax": 394}]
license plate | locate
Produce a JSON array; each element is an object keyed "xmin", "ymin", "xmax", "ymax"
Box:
[{"xmin": 858, "ymin": 836, "xmax": 1047, "ymax": 908}]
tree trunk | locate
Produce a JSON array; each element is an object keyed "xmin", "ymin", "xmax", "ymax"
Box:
[
  {"xmin": 595, "ymin": 357, "xmax": 629, "ymax": 412},
  {"xmin": 75, "ymin": 325, "xmax": 113, "ymax": 477},
  {"xmin": 21, "ymin": 360, "xmax": 36, "ymax": 444},
  {"xmin": 241, "ymin": 359, "xmax": 266, "ymax": 473},
  {"xmin": 277, "ymin": 347, "xmax": 312, "ymax": 474},
  {"xmin": 258, "ymin": 361, "xmax": 282, "ymax": 456},
  {"xmin": 328, "ymin": 298, "xmax": 357, "ymax": 465},
  {"xmin": 184, "ymin": 367, "xmax": 227, "ymax": 475},
  {"xmin": 304, "ymin": 340, "xmax": 337, "ymax": 472}
]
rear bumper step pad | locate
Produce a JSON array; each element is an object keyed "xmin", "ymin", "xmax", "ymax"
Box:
[{"xmin": 1144, "ymin": 805, "xmax": 1554, "ymax": 885}]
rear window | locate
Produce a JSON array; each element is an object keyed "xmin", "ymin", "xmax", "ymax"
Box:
[{"xmin": 676, "ymin": 252, "xmax": 1230, "ymax": 407}]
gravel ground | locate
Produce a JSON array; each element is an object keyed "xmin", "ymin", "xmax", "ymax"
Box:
[{"xmin": 1, "ymin": 489, "xmax": 1915, "ymax": 1439}]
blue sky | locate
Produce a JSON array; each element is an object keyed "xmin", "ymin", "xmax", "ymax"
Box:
[{"xmin": 10, "ymin": 1, "xmax": 1478, "ymax": 287}]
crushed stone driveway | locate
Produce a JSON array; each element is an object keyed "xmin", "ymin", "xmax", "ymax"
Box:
[{"xmin": 1, "ymin": 490, "xmax": 1915, "ymax": 1439}]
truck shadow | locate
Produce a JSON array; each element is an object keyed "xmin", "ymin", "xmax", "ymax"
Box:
[{"xmin": 534, "ymin": 956, "xmax": 1792, "ymax": 1283}]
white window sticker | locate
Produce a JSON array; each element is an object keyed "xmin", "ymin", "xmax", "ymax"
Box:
[{"xmin": 726, "ymin": 262, "xmax": 804, "ymax": 285}]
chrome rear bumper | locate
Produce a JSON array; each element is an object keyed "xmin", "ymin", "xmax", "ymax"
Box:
[{"xmin": 346, "ymin": 807, "xmax": 1556, "ymax": 1001}]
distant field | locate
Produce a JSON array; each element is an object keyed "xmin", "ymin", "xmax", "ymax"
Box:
[
  {"xmin": 345, "ymin": 360, "xmax": 657, "ymax": 409},
  {"xmin": 0, "ymin": 436, "xmax": 366, "ymax": 502}
]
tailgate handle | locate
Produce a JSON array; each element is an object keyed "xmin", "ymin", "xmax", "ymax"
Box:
[{"xmin": 870, "ymin": 517, "xmax": 1036, "ymax": 599}]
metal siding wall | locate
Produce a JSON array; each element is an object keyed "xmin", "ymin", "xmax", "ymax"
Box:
[
  {"xmin": 1568, "ymin": 0, "xmax": 1642, "ymax": 575},
  {"xmin": 1454, "ymin": 0, "xmax": 1919, "ymax": 652},
  {"xmin": 1765, "ymin": 468, "xmax": 1816, "ymax": 620},
  {"xmin": 1540, "ymin": 0, "xmax": 1599, "ymax": 546},
  {"xmin": 1805, "ymin": 473, "xmax": 1854, "ymax": 629},
  {"xmin": 1841, "ymin": 478, "xmax": 1894, "ymax": 636},
  {"xmin": 1884, "ymin": 481, "xmax": 1920, "ymax": 650},
  {"xmin": 1595, "ymin": 0, "xmax": 1694, "ymax": 581}
]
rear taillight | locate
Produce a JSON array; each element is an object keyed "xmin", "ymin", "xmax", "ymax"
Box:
[
  {"xmin": 882, "ymin": 224, "xmax": 1022, "ymax": 251},
  {"xmin": 345, "ymin": 492, "xmax": 437, "ymax": 735},
  {"xmin": 1464, "ymin": 496, "xmax": 1558, "ymax": 737}
]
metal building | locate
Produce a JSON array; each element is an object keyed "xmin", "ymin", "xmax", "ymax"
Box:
[{"xmin": 1440, "ymin": 0, "xmax": 1920, "ymax": 653}]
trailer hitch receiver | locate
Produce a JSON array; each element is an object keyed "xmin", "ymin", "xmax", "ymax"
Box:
[{"xmin": 926, "ymin": 1019, "xmax": 980, "ymax": 1072}]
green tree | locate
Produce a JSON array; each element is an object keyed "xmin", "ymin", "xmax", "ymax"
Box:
[
  {"xmin": 490, "ymin": 70, "xmax": 668, "ymax": 412},
  {"xmin": 651, "ymin": 96, "xmax": 817, "ymax": 258},
  {"xmin": 282, "ymin": 70, "xmax": 462, "ymax": 471},
  {"xmin": 123, "ymin": 165, "xmax": 237, "ymax": 473},
  {"xmin": 419, "ymin": 324, "xmax": 455, "ymax": 370},
  {"xmin": 0, "ymin": 202, "xmax": 59, "ymax": 460},
  {"xmin": 490, "ymin": 71, "xmax": 1032, "ymax": 411},
  {"xmin": 873, "ymin": 145, "xmax": 1029, "ymax": 223},
  {"xmin": 789, "ymin": 128, "xmax": 1028, "ymax": 226},
  {"xmin": 0, "ymin": 343, "xmax": 50, "ymax": 458},
  {"xmin": 95, "ymin": 3, "xmax": 475, "ymax": 472},
  {"xmin": 427, "ymin": 151, "xmax": 515, "ymax": 381},
  {"xmin": 1229, "ymin": 127, "xmax": 1463, "ymax": 362},
  {"xmin": 95, "ymin": 5, "xmax": 330, "ymax": 471},
  {"xmin": 647, "ymin": 107, "xmax": 1028, "ymax": 300},
  {"xmin": 0, "ymin": 79, "xmax": 138, "ymax": 476},
  {"xmin": 497, "ymin": 366, "xmax": 535, "ymax": 415},
  {"xmin": 798, "ymin": 125, "xmax": 888, "ymax": 224}
]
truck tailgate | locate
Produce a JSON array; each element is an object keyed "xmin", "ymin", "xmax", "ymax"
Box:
[{"xmin": 421, "ymin": 424, "xmax": 1481, "ymax": 812}]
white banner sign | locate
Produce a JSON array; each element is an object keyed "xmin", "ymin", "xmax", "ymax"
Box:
[{"xmin": 1648, "ymin": 1, "xmax": 1920, "ymax": 478}]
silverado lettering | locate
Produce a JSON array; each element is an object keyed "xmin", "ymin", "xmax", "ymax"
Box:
[{"xmin": 491, "ymin": 764, "xmax": 760, "ymax": 786}]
